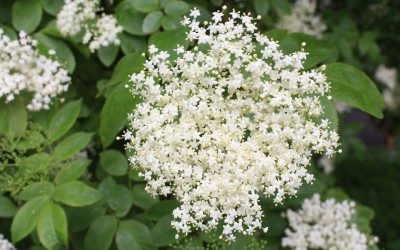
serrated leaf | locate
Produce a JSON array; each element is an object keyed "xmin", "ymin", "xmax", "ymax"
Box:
[
  {"xmin": 325, "ymin": 63, "xmax": 384, "ymax": 118},
  {"xmin": 53, "ymin": 132, "xmax": 93, "ymax": 161},
  {"xmin": 142, "ymin": 11, "xmax": 163, "ymax": 34},
  {"xmin": 55, "ymin": 159, "xmax": 91, "ymax": 185},
  {"xmin": 37, "ymin": 203, "xmax": 68, "ymax": 249},
  {"xmin": 12, "ymin": 0, "xmax": 42, "ymax": 34},
  {"xmin": 119, "ymin": 33, "xmax": 147, "ymax": 55},
  {"xmin": 11, "ymin": 195, "xmax": 50, "ymax": 242},
  {"xmin": 100, "ymin": 84, "xmax": 142, "ymax": 147},
  {"xmin": 0, "ymin": 97, "xmax": 27, "ymax": 137},
  {"xmin": 99, "ymin": 150, "xmax": 129, "ymax": 176},
  {"xmin": 17, "ymin": 182, "xmax": 55, "ymax": 201},
  {"xmin": 52, "ymin": 181, "xmax": 103, "ymax": 207},
  {"xmin": 161, "ymin": 15, "xmax": 182, "ymax": 30},
  {"xmin": 67, "ymin": 204, "xmax": 106, "ymax": 232},
  {"xmin": 48, "ymin": 100, "xmax": 82, "ymax": 141},
  {"xmin": 34, "ymin": 33, "xmax": 76, "ymax": 73},
  {"xmin": 84, "ymin": 216, "xmax": 118, "ymax": 250}
]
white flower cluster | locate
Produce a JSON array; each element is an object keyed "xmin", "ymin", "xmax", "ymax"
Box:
[
  {"xmin": 0, "ymin": 234, "xmax": 16, "ymax": 250},
  {"xmin": 375, "ymin": 64, "xmax": 398, "ymax": 110},
  {"xmin": 125, "ymin": 7, "xmax": 339, "ymax": 240},
  {"xmin": 0, "ymin": 30, "xmax": 70, "ymax": 110},
  {"xmin": 276, "ymin": 0, "xmax": 327, "ymax": 38},
  {"xmin": 57, "ymin": 0, "xmax": 122, "ymax": 52},
  {"xmin": 282, "ymin": 194, "xmax": 377, "ymax": 250}
]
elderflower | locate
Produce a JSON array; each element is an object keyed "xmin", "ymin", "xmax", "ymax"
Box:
[
  {"xmin": 57, "ymin": 0, "xmax": 122, "ymax": 52},
  {"xmin": 0, "ymin": 234, "xmax": 16, "ymax": 250},
  {"xmin": 276, "ymin": 0, "xmax": 327, "ymax": 38},
  {"xmin": 282, "ymin": 194, "xmax": 378, "ymax": 250},
  {"xmin": 0, "ymin": 29, "xmax": 70, "ymax": 110},
  {"xmin": 125, "ymin": 7, "xmax": 339, "ymax": 240}
]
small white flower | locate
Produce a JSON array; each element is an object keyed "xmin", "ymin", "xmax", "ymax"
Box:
[
  {"xmin": 282, "ymin": 194, "xmax": 377, "ymax": 250},
  {"xmin": 126, "ymin": 8, "xmax": 339, "ymax": 240},
  {"xmin": 0, "ymin": 234, "xmax": 16, "ymax": 250},
  {"xmin": 0, "ymin": 30, "xmax": 70, "ymax": 110},
  {"xmin": 276, "ymin": 0, "xmax": 327, "ymax": 38}
]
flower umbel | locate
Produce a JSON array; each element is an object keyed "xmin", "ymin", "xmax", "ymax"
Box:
[
  {"xmin": 125, "ymin": 8, "xmax": 339, "ymax": 240},
  {"xmin": 0, "ymin": 29, "xmax": 70, "ymax": 110},
  {"xmin": 57, "ymin": 0, "xmax": 122, "ymax": 52},
  {"xmin": 282, "ymin": 194, "xmax": 378, "ymax": 250}
]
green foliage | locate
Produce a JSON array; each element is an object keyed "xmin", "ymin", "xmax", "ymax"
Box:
[
  {"xmin": 0, "ymin": 0, "xmax": 389, "ymax": 249},
  {"xmin": 325, "ymin": 63, "xmax": 384, "ymax": 118}
]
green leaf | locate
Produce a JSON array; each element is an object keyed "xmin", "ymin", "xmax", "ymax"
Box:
[
  {"xmin": 55, "ymin": 159, "xmax": 92, "ymax": 185},
  {"xmin": 54, "ymin": 132, "xmax": 93, "ymax": 161},
  {"xmin": 131, "ymin": 184, "xmax": 159, "ymax": 210},
  {"xmin": 108, "ymin": 53, "xmax": 145, "ymax": 87},
  {"xmin": 270, "ymin": 0, "xmax": 291, "ymax": 14},
  {"xmin": 98, "ymin": 44, "xmax": 119, "ymax": 67},
  {"xmin": 142, "ymin": 200, "xmax": 180, "ymax": 221},
  {"xmin": 67, "ymin": 204, "xmax": 106, "ymax": 232},
  {"xmin": 0, "ymin": 97, "xmax": 27, "ymax": 137},
  {"xmin": 116, "ymin": 2, "xmax": 147, "ymax": 36},
  {"xmin": 148, "ymin": 27, "xmax": 189, "ymax": 61},
  {"xmin": 84, "ymin": 216, "xmax": 118, "ymax": 250},
  {"xmin": 34, "ymin": 33, "xmax": 76, "ymax": 73},
  {"xmin": 37, "ymin": 203, "xmax": 68, "ymax": 249},
  {"xmin": 17, "ymin": 153, "xmax": 53, "ymax": 170},
  {"xmin": 108, "ymin": 185, "xmax": 133, "ymax": 217},
  {"xmin": 15, "ymin": 131, "xmax": 46, "ymax": 151},
  {"xmin": 325, "ymin": 63, "xmax": 384, "ymax": 118},
  {"xmin": 99, "ymin": 150, "xmax": 129, "ymax": 176},
  {"xmin": 132, "ymin": 0, "xmax": 159, "ymax": 13},
  {"xmin": 119, "ymin": 33, "xmax": 147, "ymax": 55},
  {"xmin": 48, "ymin": 99, "xmax": 82, "ymax": 141},
  {"xmin": 116, "ymin": 220, "xmax": 151, "ymax": 250},
  {"xmin": 313, "ymin": 96, "xmax": 338, "ymax": 131},
  {"xmin": 0, "ymin": 196, "xmax": 18, "ymax": 217},
  {"xmin": 12, "ymin": 0, "xmax": 42, "ymax": 34},
  {"xmin": 17, "ymin": 182, "xmax": 55, "ymax": 201},
  {"xmin": 100, "ymin": 84, "xmax": 142, "ymax": 147},
  {"xmin": 52, "ymin": 181, "xmax": 103, "ymax": 207},
  {"xmin": 0, "ymin": 25, "xmax": 18, "ymax": 39},
  {"xmin": 98, "ymin": 176, "xmax": 117, "ymax": 200},
  {"xmin": 356, "ymin": 205, "xmax": 375, "ymax": 221},
  {"xmin": 254, "ymin": 0, "xmax": 270, "ymax": 16},
  {"xmin": 11, "ymin": 195, "xmax": 50, "ymax": 242},
  {"xmin": 279, "ymin": 33, "xmax": 333, "ymax": 69},
  {"xmin": 142, "ymin": 11, "xmax": 163, "ymax": 34},
  {"xmin": 161, "ymin": 15, "xmax": 182, "ymax": 30},
  {"xmin": 149, "ymin": 215, "xmax": 176, "ymax": 247},
  {"xmin": 164, "ymin": 1, "xmax": 189, "ymax": 16},
  {"xmin": 41, "ymin": 0, "xmax": 64, "ymax": 16}
]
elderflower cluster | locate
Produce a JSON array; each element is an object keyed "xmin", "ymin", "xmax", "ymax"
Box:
[
  {"xmin": 57, "ymin": 0, "xmax": 122, "ymax": 52},
  {"xmin": 0, "ymin": 29, "xmax": 70, "ymax": 110},
  {"xmin": 282, "ymin": 194, "xmax": 378, "ymax": 250},
  {"xmin": 125, "ymin": 7, "xmax": 339, "ymax": 240},
  {"xmin": 0, "ymin": 234, "xmax": 16, "ymax": 250},
  {"xmin": 375, "ymin": 64, "xmax": 398, "ymax": 110},
  {"xmin": 276, "ymin": 0, "xmax": 327, "ymax": 38}
]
